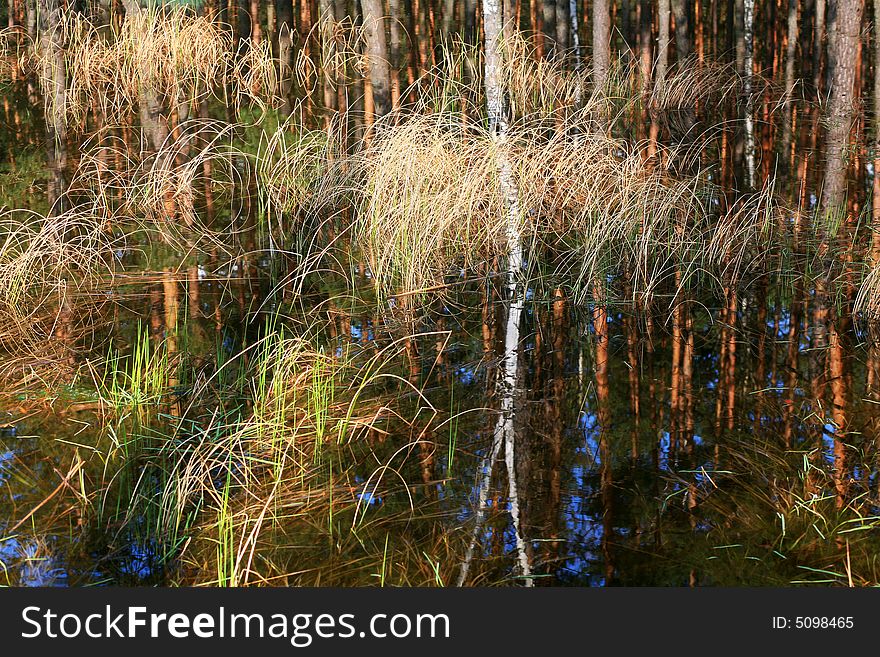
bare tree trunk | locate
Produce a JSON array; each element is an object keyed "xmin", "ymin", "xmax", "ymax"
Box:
[
  {"xmin": 593, "ymin": 0, "xmax": 610, "ymax": 90},
  {"xmin": 814, "ymin": 0, "xmax": 826, "ymax": 94},
  {"xmin": 555, "ymin": 0, "xmax": 569, "ymax": 52},
  {"xmin": 277, "ymin": 0, "xmax": 295, "ymax": 116},
  {"xmin": 650, "ymin": 0, "xmax": 670, "ymax": 157},
  {"xmin": 442, "ymin": 0, "xmax": 455, "ymax": 37},
  {"xmin": 389, "ymin": 0, "xmax": 402, "ymax": 109},
  {"xmin": 873, "ymin": 0, "xmax": 880, "ymax": 263},
  {"xmin": 735, "ymin": 0, "xmax": 745, "ymax": 72},
  {"xmin": 821, "ymin": 0, "xmax": 863, "ymax": 218},
  {"xmin": 570, "ymin": 0, "xmax": 581, "ymax": 70},
  {"xmin": 38, "ymin": 0, "xmax": 66, "ymax": 211},
  {"xmin": 781, "ymin": 0, "xmax": 800, "ymax": 170},
  {"xmin": 122, "ymin": 0, "xmax": 169, "ymax": 152},
  {"xmin": 249, "ymin": 0, "xmax": 261, "ymax": 43},
  {"xmin": 671, "ymin": 0, "xmax": 690, "ymax": 60},
  {"xmin": 458, "ymin": 0, "xmax": 531, "ymax": 587},
  {"xmin": 361, "ymin": 0, "xmax": 392, "ymax": 118},
  {"xmin": 638, "ymin": 0, "xmax": 652, "ymax": 86},
  {"xmin": 744, "ymin": 0, "xmax": 756, "ymax": 189},
  {"xmin": 543, "ymin": 0, "xmax": 556, "ymax": 55}
]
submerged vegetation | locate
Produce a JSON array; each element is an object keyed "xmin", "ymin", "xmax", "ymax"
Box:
[{"xmin": 0, "ymin": 0, "xmax": 879, "ymax": 587}]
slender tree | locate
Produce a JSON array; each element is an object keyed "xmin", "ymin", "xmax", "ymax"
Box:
[
  {"xmin": 873, "ymin": 0, "xmax": 880, "ymax": 264},
  {"xmin": 458, "ymin": 0, "xmax": 531, "ymax": 587},
  {"xmin": 671, "ymin": 0, "xmax": 690, "ymax": 60},
  {"xmin": 781, "ymin": 0, "xmax": 800, "ymax": 169},
  {"xmin": 361, "ymin": 0, "xmax": 392, "ymax": 118},
  {"xmin": 38, "ymin": 0, "xmax": 66, "ymax": 210},
  {"xmin": 821, "ymin": 0, "xmax": 863, "ymax": 216},
  {"xmin": 121, "ymin": 0, "xmax": 169, "ymax": 152},
  {"xmin": 277, "ymin": 0, "xmax": 295, "ymax": 116},
  {"xmin": 593, "ymin": 0, "xmax": 610, "ymax": 91},
  {"xmin": 744, "ymin": 0, "xmax": 756, "ymax": 188}
]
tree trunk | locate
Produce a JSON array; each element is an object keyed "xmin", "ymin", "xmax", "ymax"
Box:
[
  {"xmin": 249, "ymin": 0, "xmax": 261, "ymax": 43},
  {"xmin": 389, "ymin": 0, "xmax": 402, "ymax": 109},
  {"xmin": 277, "ymin": 0, "xmax": 295, "ymax": 116},
  {"xmin": 570, "ymin": 0, "xmax": 581, "ymax": 70},
  {"xmin": 361, "ymin": 0, "xmax": 392, "ymax": 118},
  {"xmin": 122, "ymin": 0, "xmax": 169, "ymax": 152},
  {"xmin": 442, "ymin": 0, "xmax": 455, "ymax": 37},
  {"xmin": 671, "ymin": 0, "xmax": 690, "ymax": 61},
  {"xmin": 555, "ymin": 0, "xmax": 569, "ymax": 52},
  {"xmin": 873, "ymin": 0, "xmax": 880, "ymax": 263},
  {"xmin": 638, "ymin": 0, "xmax": 652, "ymax": 86},
  {"xmin": 814, "ymin": 0, "xmax": 826, "ymax": 94},
  {"xmin": 744, "ymin": 0, "xmax": 756, "ymax": 188},
  {"xmin": 593, "ymin": 0, "xmax": 610, "ymax": 90},
  {"xmin": 657, "ymin": 0, "xmax": 671, "ymax": 91},
  {"xmin": 820, "ymin": 0, "xmax": 863, "ymax": 218},
  {"xmin": 781, "ymin": 0, "xmax": 800, "ymax": 171},
  {"xmin": 39, "ymin": 0, "xmax": 66, "ymax": 211},
  {"xmin": 484, "ymin": 0, "xmax": 531, "ymax": 585},
  {"xmin": 543, "ymin": 0, "xmax": 556, "ymax": 55}
]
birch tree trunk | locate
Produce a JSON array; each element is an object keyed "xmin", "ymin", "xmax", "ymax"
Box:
[
  {"xmin": 458, "ymin": 0, "xmax": 531, "ymax": 587},
  {"xmin": 744, "ymin": 0, "xmax": 756, "ymax": 189},
  {"xmin": 593, "ymin": 0, "xmax": 610, "ymax": 91},
  {"xmin": 569, "ymin": 0, "xmax": 581, "ymax": 71}
]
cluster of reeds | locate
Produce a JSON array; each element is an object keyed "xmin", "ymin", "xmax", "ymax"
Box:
[
  {"xmin": 673, "ymin": 436, "xmax": 880, "ymax": 586},
  {"xmin": 322, "ymin": 113, "xmax": 780, "ymax": 306},
  {"xmin": 233, "ymin": 32, "xmax": 779, "ymax": 308},
  {"xmin": 74, "ymin": 317, "xmax": 449, "ymax": 585},
  {"xmin": 310, "ymin": 12, "xmax": 368, "ymax": 90},
  {"xmin": 0, "ymin": 206, "xmax": 114, "ymax": 383},
  {"xmin": 22, "ymin": 7, "xmax": 278, "ymax": 131}
]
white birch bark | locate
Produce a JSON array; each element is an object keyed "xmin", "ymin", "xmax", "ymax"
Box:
[
  {"xmin": 457, "ymin": 0, "xmax": 531, "ymax": 586},
  {"xmin": 744, "ymin": 0, "xmax": 756, "ymax": 189}
]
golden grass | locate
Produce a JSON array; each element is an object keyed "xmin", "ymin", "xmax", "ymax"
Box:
[{"xmin": 22, "ymin": 7, "xmax": 279, "ymax": 133}]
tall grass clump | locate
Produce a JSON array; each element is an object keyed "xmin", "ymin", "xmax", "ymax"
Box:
[
  {"xmin": 0, "ymin": 207, "xmax": 113, "ymax": 380},
  {"xmin": 23, "ymin": 7, "xmax": 278, "ymax": 130}
]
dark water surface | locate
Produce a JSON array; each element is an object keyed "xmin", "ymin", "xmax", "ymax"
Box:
[{"xmin": 2, "ymin": 257, "xmax": 878, "ymax": 586}]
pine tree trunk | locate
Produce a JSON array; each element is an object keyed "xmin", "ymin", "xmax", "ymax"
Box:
[
  {"xmin": 39, "ymin": 0, "xmax": 66, "ymax": 211},
  {"xmin": 276, "ymin": 0, "xmax": 295, "ymax": 116},
  {"xmin": 593, "ymin": 0, "xmax": 610, "ymax": 90},
  {"xmin": 781, "ymin": 0, "xmax": 799, "ymax": 170},
  {"xmin": 821, "ymin": 0, "xmax": 863, "ymax": 217},
  {"xmin": 361, "ymin": 0, "xmax": 392, "ymax": 118}
]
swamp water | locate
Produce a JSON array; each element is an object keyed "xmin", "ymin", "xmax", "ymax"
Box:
[{"xmin": 2, "ymin": 252, "xmax": 879, "ymax": 586}]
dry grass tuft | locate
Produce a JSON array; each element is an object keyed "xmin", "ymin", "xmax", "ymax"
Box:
[{"xmin": 22, "ymin": 7, "xmax": 278, "ymax": 132}]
